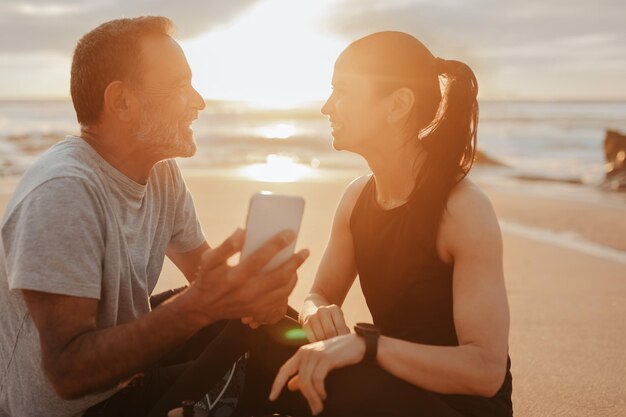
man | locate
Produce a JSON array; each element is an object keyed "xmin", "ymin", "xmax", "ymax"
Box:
[{"xmin": 0, "ymin": 17, "xmax": 308, "ymax": 417}]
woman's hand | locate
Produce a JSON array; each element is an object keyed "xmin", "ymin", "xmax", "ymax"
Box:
[
  {"xmin": 269, "ymin": 333, "xmax": 365, "ymax": 415},
  {"xmin": 300, "ymin": 304, "xmax": 351, "ymax": 342}
]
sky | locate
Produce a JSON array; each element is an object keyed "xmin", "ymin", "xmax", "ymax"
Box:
[{"xmin": 0, "ymin": 0, "xmax": 625, "ymax": 103}]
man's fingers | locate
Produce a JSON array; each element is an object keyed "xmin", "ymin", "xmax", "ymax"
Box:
[
  {"xmin": 249, "ymin": 305, "xmax": 284, "ymax": 326},
  {"xmin": 256, "ymin": 253, "xmax": 307, "ymax": 301},
  {"xmin": 246, "ymin": 271, "xmax": 300, "ymax": 324},
  {"xmin": 241, "ymin": 316, "xmax": 253, "ymax": 324},
  {"xmin": 276, "ymin": 249, "xmax": 310, "ymax": 278},
  {"xmin": 241, "ymin": 317, "xmax": 261, "ymax": 328},
  {"xmin": 200, "ymin": 229, "xmax": 244, "ymax": 272},
  {"xmin": 239, "ymin": 230, "xmax": 295, "ymax": 275},
  {"xmin": 256, "ymin": 251, "xmax": 309, "ymax": 298},
  {"xmin": 286, "ymin": 273, "xmax": 298, "ymax": 295}
]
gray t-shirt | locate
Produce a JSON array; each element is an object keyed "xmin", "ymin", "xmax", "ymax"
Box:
[{"xmin": 0, "ymin": 136, "xmax": 205, "ymax": 417}]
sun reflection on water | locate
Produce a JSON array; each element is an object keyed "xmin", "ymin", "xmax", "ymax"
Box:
[
  {"xmin": 257, "ymin": 123, "xmax": 297, "ymax": 139},
  {"xmin": 241, "ymin": 154, "xmax": 315, "ymax": 182}
]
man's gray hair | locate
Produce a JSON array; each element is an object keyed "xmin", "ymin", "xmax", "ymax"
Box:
[{"xmin": 70, "ymin": 16, "xmax": 174, "ymax": 126}]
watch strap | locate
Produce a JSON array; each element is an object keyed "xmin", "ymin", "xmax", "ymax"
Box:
[{"xmin": 354, "ymin": 323, "xmax": 380, "ymax": 364}]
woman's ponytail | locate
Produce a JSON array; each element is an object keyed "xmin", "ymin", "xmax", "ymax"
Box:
[{"xmin": 420, "ymin": 58, "xmax": 479, "ymax": 195}]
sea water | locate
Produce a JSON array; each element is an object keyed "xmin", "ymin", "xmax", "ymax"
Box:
[{"xmin": 1, "ymin": 99, "xmax": 625, "ymax": 190}]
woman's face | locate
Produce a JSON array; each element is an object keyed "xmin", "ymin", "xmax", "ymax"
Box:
[{"xmin": 321, "ymin": 52, "xmax": 390, "ymax": 153}]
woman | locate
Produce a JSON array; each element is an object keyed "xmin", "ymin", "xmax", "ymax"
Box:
[{"xmin": 269, "ymin": 31, "xmax": 513, "ymax": 417}]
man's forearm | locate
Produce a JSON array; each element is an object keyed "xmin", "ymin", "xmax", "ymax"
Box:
[{"xmin": 48, "ymin": 290, "xmax": 207, "ymax": 400}]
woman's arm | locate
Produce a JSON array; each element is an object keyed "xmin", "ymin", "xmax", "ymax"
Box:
[
  {"xmin": 377, "ymin": 179, "xmax": 510, "ymax": 396},
  {"xmin": 299, "ymin": 176, "xmax": 370, "ymax": 341}
]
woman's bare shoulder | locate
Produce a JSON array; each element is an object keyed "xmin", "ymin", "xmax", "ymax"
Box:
[
  {"xmin": 441, "ymin": 177, "xmax": 500, "ymax": 244},
  {"xmin": 341, "ymin": 174, "xmax": 371, "ymax": 205},
  {"xmin": 447, "ymin": 177, "xmax": 495, "ymax": 218},
  {"xmin": 336, "ymin": 174, "xmax": 372, "ymax": 221},
  {"xmin": 346, "ymin": 174, "xmax": 371, "ymax": 195}
]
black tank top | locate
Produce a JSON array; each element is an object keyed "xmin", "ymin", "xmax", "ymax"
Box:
[
  {"xmin": 350, "ymin": 176, "xmax": 513, "ymax": 415},
  {"xmin": 351, "ymin": 176, "xmax": 456, "ymax": 344}
]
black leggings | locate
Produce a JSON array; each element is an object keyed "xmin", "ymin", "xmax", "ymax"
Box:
[
  {"xmin": 145, "ymin": 322, "xmax": 510, "ymax": 417},
  {"xmin": 147, "ymin": 313, "xmax": 310, "ymax": 417},
  {"xmin": 83, "ymin": 309, "xmax": 309, "ymax": 417},
  {"xmin": 144, "ymin": 320, "xmax": 470, "ymax": 417},
  {"xmin": 85, "ymin": 307, "xmax": 510, "ymax": 417}
]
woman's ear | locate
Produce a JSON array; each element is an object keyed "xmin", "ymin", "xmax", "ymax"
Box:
[
  {"xmin": 102, "ymin": 81, "xmax": 137, "ymax": 123},
  {"xmin": 387, "ymin": 87, "xmax": 415, "ymax": 124}
]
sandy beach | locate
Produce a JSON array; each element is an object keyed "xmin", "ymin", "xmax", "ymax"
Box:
[{"xmin": 1, "ymin": 170, "xmax": 624, "ymax": 416}]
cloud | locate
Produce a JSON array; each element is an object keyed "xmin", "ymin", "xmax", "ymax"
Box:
[
  {"xmin": 324, "ymin": 0, "xmax": 626, "ymax": 54},
  {"xmin": 0, "ymin": 0, "xmax": 259, "ymax": 54},
  {"xmin": 320, "ymin": 0, "xmax": 626, "ymax": 98}
]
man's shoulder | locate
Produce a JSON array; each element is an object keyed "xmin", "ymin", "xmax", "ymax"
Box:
[
  {"xmin": 34, "ymin": 135, "xmax": 100, "ymax": 175},
  {"xmin": 4, "ymin": 138, "xmax": 103, "ymax": 217},
  {"xmin": 22, "ymin": 136, "xmax": 100, "ymax": 181}
]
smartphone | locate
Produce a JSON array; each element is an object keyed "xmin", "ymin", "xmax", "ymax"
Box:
[{"xmin": 241, "ymin": 192, "xmax": 305, "ymax": 272}]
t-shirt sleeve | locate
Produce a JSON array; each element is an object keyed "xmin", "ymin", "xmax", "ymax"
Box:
[
  {"xmin": 167, "ymin": 161, "xmax": 206, "ymax": 253},
  {"xmin": 1, "ymin": 177, "xmax": 105, "ymax": 299}
]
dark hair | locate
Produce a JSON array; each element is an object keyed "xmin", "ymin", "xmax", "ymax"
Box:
[
  {"xmin": 345, "ymin": 32, "xmax": 478, "ymax": 201},
  {"xmin": 421, "ymin": 58, "xmax": 478, "ymax": 192},
  {"xmin": 70, "ymin": 16, "xmax": 174, "ymax": 126}
]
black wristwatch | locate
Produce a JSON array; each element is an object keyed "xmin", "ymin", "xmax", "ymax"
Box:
[{"xmin": 354, "ymin": 323, "xmax": 380, "ymax": 364}]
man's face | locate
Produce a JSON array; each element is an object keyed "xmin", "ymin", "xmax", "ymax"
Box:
[{"xmin": 133, "ymin": 35, "xmax": 205, "ymax": 158}]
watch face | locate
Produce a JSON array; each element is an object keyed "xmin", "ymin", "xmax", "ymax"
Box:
[
  {"xmin": 355, "ymin": 323, "xmax": 380, "ymax": 335},
  {"xmin": 356, "ymin": 323, "xmax": 377, "ymax": 331}
]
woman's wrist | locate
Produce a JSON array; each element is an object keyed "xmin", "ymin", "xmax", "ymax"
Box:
[
  {"xmin": 351, "ymin": 333, "xmax": 367, "ymax": 361},
  {"xmin": 299, "ymin": 297, "xmax": 324, "ymax": 324}
]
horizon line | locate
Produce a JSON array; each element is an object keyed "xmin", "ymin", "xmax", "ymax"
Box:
[{"xmin": 1, "ymin": 97, "xmax": 626, "ymax": 105}]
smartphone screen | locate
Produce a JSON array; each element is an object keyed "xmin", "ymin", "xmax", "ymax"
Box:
[{"xmin": 240, "ymin": 192, "xmax": 305, "ymax": 272}]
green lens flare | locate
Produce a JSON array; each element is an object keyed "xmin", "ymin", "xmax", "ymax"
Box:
[{"xmin": 284, "ymin": 328, "xmax": 307, "ymax": 340}]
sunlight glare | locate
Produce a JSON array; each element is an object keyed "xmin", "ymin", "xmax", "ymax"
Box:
[
  {"xmin": 180, "ymin": 0, "xmax": 345, "ymax": 107},
  {"xmin": 257, "ymin": 123, "xmax": 297, "ymax": 139},
  {"xmin": 242, "ymin": 154, "xmax": 315, "ymax": 183}
]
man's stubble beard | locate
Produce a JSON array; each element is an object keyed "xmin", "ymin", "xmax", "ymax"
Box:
[{"xmin": 134, "ymin": 97, "xmax": 196, "ymax": 159}]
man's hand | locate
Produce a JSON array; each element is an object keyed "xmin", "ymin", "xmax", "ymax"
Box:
[
  {"xmin": 185, "ymin": 228, "xmax": 309, "ymax": 326},
  {"xmin": 241, "ymin": 292, "xmax": 294, "ymax": 329},
  {"xmin": 300, "ymin": 304, "xmax": 350, "ymax": 342},
  {"xmin": 21, "ymin": 228, "xmax": 306, "ymax": 400}
]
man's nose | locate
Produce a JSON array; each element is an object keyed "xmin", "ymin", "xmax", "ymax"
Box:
[
  {"xmin": 321, "ymin": 96, "xmax": 332, "ymax": 115},
  {"xmin": 190, "ymin": 86, "xmax": 205, "ymax": 111}
]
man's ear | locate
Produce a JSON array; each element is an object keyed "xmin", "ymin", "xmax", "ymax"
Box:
[
  {"xmin": 102, "ymin": 81, "xmax": 137, "ymax": 123},
  {"xmin": 386, "ymin": 87, "xmax": 415, "ymax": 124}
]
